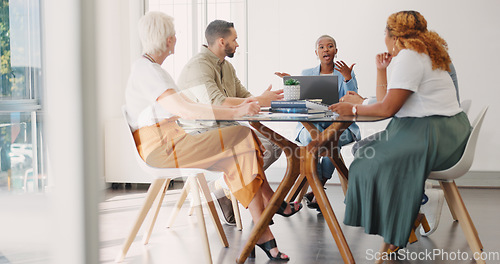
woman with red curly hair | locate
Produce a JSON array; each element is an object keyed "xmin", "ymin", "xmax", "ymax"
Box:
[{"xmin": 330, "ymin": 10, "xmax": 471, "ymax": 251}]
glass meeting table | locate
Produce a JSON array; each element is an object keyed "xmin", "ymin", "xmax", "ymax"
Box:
[{"xmin": 201, "ymin": 113, "xmax": 389, "ymax": 264}]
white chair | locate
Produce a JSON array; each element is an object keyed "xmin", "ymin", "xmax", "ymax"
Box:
[
  {"xmin": 461, "ymin": 99, "xmax": 472, "ymax": 115},
  {"xmin": 115, "ymin": 106, "xmax": 241, "ymax": 263},
  {"xmin": 419, "ymin": 99, "xmax": 474, "ymax": 237},
  {"xmin": 426, "ymin": 106, "xmax": 488, "ymax": 263}
]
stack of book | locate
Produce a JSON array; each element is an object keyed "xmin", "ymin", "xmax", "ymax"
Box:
[{"xmin": 270, "ymin": 100, "xmax": 332, "ymax": 118}]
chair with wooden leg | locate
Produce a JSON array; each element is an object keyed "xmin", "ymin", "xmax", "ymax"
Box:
[
  {"xmin": 115, "ymin": 107, "xmax": 240, "ymax": 263},
  {"xmin": 377, "ymin": 106, "xmax": 488, "ymax": 264},
  {"xmin": 425, "ymin": 106, "xmax": 488, "ymax": 263},
  {"xmin": 410, "ymin": 99, "xmax": 474, "ymax": 242}
]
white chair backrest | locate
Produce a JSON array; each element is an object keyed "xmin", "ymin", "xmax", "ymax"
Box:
[
  {"xmin": 428, "ymin": 106, "xmax": 488, "ymax": 181},
  {"xmin": 121, "ymin": 106, "xmax": 222, "ymax": 180},
  {"xmin": 461, "ymin": 99, "xmax": 472, "ymax": 114}
]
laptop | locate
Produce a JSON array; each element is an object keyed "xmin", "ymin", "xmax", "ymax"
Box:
[{"xmin": 283, "ymin": 75, "xmax": 339, "ymax": 105}]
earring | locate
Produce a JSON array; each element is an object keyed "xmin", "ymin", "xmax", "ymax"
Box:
[
  {"xmin": 392, "ymin": 46, "xmax": 395, "ymax": 54},
  {"xmin": 168, "ymin": 50, "xmax": 172, "ymax": 55}
]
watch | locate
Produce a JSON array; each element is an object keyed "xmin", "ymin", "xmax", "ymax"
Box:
[{"xmin": 352, "ymin": 104, "xmax": 358, "ymax": 116}]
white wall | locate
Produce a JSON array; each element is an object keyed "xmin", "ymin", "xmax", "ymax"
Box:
[
  {"xmin": 247, "ymin": 0, "xmax": 500, "ymax": 172},
  {"xmin": 97, "ymin": 1, "xmax": 133, "ymax": 127}
]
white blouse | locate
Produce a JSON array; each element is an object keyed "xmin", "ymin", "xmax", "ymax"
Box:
[
  {"xmin": 125, "ymin": 57, "xmax": 177, "ymax": 131},
  {"xmin": 388, "ymin": 49, "xmax": 461, "ymax": 118}
]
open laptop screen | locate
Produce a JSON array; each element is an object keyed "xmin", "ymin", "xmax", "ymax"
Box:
[{"xmin": 283, "ymin": 75, "xmax": 339, "ymax": 105}]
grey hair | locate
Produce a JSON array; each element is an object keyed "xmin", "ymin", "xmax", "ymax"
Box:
[
  {"xmin": 205, "ymin": 20, "xmax": 234, "ymax": 46},
  {"xmin": 315, "ymin": 35, "xmax": 337, "ymax": 50},
  {"xmin": 138, "ymin": 12, "xmax": 175, "ymax": 55}
]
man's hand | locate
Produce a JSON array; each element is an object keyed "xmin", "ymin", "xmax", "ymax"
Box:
[
  {"xmin": 241, "ymin": 96, "xmax": 259, "ymax": 104},
  {"xmin": 256, "ymin": 85, "xmax": 284, "ymax": 107},
  {"xmin": 340, "ymin": 91, "xmax": 365, "ymax": 104},
  {"xmin": 334, "ymin": 60, "xmax": 355, "ymax": 81},
  {"xmin": 274, "ymin": 72, "xmax": 291, "ymax": 78}
]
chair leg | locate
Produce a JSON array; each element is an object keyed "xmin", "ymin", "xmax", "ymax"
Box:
[
  {"xmin": 420, "ymin": 214, "xmax": 431, "ymax": 233},
  {"xmin": 440, "ymin": 181, "xmax": 484, "ymax": 263},
  {"xmin": 115, "ymin": 179, "xmax": 166, "ymax": 263},
  {"xmin": 230, "ymin": 193, "xmax": 243, "ymax": 231},
  {"xmin": 408, "ymin": 229, "xmax": 418, "ymax": 244},
  {"xmin": 142, "ymin": 179, "xmax": 170, "ymax": 245},
  {"xmin": 296, "ymin": 181, "xmax": 310, "ymax": 203},
  {"xmin": 338, "ymin": 173, "xmax": 348, "ymax": 196},
  {"xmin": 188, "ymin": 202, "xmax": 195, "ymax": 216},
  {"xmin": 286, "ymin": 173, "xmax": 307, "ymax": 203},
  {"xmin": 408, "ymin": 214, "xmax": 422, "ymax": 244},
  {"xmin": 440, "ymin": 182, "xmax": 458, "ymax": 221},
  {"xmin": 196, "ymin": 173, "xmax": 229, "ymax": 247},
  {"xmin": 336, "ymin": 153, "xmax": 348, "ymax": 196},
  {"xmin": 441, "ymin": 181, "xmax": 482, "ymax": 249},
  {"xmin": 167, "ymin": 178, "xmax": 191, "ymax": 228},
  {"xmin": 190, "ymin": 176, "xmax": 213, "ymax": 264}
]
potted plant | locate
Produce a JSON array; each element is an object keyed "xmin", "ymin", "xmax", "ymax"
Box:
[{"xmin": 283, "ymin": 78, "xmax": 300, "ymax": 100}]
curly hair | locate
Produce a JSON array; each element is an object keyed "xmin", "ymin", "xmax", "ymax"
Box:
[{"xmin": 386, "ymin": 10, "xmax": 451, "ymax": 71}]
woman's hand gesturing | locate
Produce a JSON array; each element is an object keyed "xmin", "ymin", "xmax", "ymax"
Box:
[
  {"xmin": 334, "ymin": 60, "xmax": 355, "ymax": 81},
  {"xmin": 375, "ymin": 52, "xmax": 392, "ymax": 70}
]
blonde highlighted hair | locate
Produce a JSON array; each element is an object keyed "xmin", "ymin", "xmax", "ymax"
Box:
[
  {"xmin": 138, "ymin": 12, "xmax": 175, "ymax": 55},
  {"xmin": 386, "ymin": 10, "xmax": 451, "ymax": 71}
]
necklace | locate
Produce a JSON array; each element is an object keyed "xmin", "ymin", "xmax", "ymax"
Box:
[{"xmin": 142, "ymin": 53, "xmax": 157, "ymax": 64}]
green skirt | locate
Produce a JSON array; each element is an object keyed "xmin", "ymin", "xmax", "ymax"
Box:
[{"xmin": 343, "ymin": 112, "xmax": 471, "ymax": 247}]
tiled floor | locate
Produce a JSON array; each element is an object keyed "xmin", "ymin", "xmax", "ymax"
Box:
[{"xmin": 99, "ymin": 183, "xmax": 500, "ymax": 264}]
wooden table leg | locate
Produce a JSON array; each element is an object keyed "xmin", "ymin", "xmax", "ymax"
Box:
[
  {"xmin": 235, "ymin": 122, "xmax": 301, "ymax": 264},
  {"xmin": 329, "ymin": 152, "xmax": 349, "ymax": 196},
  {"xmin": 285, "ymin": 173, "xmax": 308, "ymax": 203},
  {"xmin": 303, "ymin": 147, "xmax": 355, "ymax": 264},
  {"xmin": 296, "ymin": 180, "xmax": 310, "ymax": 203},
  {"xmin": 240, "ymin": 121, "xmax": 355, "ymax": 264},
  {"xmin": 235, "ymin": 151, "xmax": 300, "ymax": 263}
]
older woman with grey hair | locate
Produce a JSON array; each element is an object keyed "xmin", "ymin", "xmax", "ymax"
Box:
[{"xmin": 125, "ymin": 12, "xmax": 299, "ymax": 261}]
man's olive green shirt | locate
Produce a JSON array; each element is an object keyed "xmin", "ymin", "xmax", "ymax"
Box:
[
  {"xmin": 177, "ymin": 45, "xmax": 251, "ymax": 132},
  {"xmin": 177, "ymin": 45, "xmax": 251, "ymax": 105}
]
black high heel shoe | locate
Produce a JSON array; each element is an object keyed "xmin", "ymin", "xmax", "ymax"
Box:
[
  {"xmin": 249, "ymin": 239, "xmax": 289, "ymax": 261},
  {"xmin": 304, "ymin": 192, "xmax": 319, "ymax": 209},
  {"xmin": 276, "ymin": 201, "xmax": 302, "ymax": 217}
]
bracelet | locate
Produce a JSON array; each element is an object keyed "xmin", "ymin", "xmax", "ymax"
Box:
[{"xmin": 377, "ymin": 84, "xmax": 387, "ymax": 87}]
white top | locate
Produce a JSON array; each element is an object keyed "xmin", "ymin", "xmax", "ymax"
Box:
[
  {"xmin": 125, "ymin": 57, "xmax": 176, "ymax": 131},
  {"xmin": 388, "ymin": 49, "xmax": 461, "ymax": 118}
]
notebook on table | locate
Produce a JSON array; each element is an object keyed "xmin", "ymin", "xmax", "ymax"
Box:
[
  {"xmin": 283, "ymin": 75, "xmax": 339, "ymax": 105},
  {"xmin": 270, "ymin": 100, "xmax": 330, "ymax": 111}
]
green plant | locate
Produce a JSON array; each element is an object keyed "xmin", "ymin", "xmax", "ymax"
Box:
[{"xmin": 284, "ymin": 78, "xmax": 300, "ymax": 85}]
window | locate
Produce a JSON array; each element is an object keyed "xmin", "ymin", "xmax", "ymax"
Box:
[
  {"xmin": 0, "ymin": 0, "xmax": 45, "ymax": 192},
  {"xmin": 147, "ymin": 0, "xmax": 248, "ymax": 86}
]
